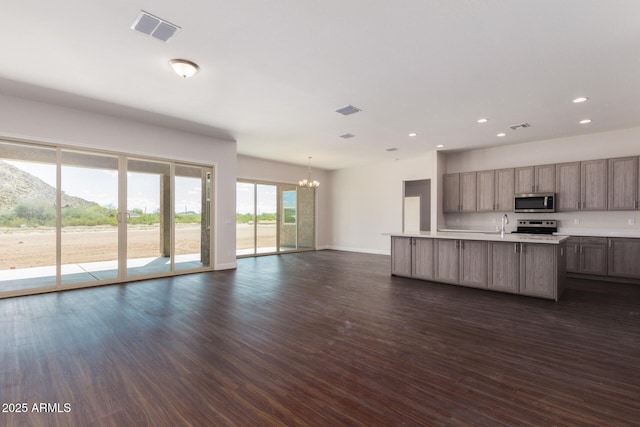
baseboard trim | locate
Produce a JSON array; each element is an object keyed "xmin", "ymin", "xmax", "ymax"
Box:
[
  {"xmin": 215, "ymin": 262, "xmax": 238, "ymax": 270},
  {"xmin": 326, "ymin": 245, "xmax": 390, "ymax": 256}
]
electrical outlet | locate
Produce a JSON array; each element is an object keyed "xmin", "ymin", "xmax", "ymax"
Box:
[
  {"xmin": 574, "ymin": 219, "xmax": 580, "ymax": 225},
  {"xmin": 629, "ymin": 218, "xmax": 636, "ymax": 225}
]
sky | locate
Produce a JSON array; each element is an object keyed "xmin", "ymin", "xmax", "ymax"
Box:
[
  {"xmin": 236, "ymin": 183, "xmax": 296, "ymax": 215},
  {"xmin": 7, "ymin": 160, "xmax": 203, "ymax": 213}
]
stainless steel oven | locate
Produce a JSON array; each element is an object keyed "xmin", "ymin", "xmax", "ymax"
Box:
[{"xmin": 514, "ymin": 193, "xmax": 555, "ymax": 213}]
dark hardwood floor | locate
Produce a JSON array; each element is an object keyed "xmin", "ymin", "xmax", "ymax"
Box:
[{"xmin": 1, "ymin": 250, "xmax": 639, "ymax": 426}]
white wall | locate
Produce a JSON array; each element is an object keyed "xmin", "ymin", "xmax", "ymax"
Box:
[
  {"xmin": 236, "ymin": 155, "xmax": 331, "ymax": 248},
  {"xmin": 329, "ymin": 153, "xmax": 437, "ymax": 254},
  {"xmin": 0, "ymin": 93, "xmax": 238, "ymax": 269},
  {"xmin": 444, "ymin": 127, "xmax": 640, "ymax": 234}
]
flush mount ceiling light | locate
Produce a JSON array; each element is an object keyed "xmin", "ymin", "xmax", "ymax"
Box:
[
  {"xmin": 579, "ymin": 119, "xmax": 592, "ymax": 124},
  {"xmin": 477, "ymin": 118, "xmax": 489, "ymax": 124},
  {"xmin": 169, "ymin": 59, "xmax": 199, "ymax": 78},
  {"xmin": 408, "ymin": 133, "xmax": 417, "ymax": 137},
  {"xmin": 573, "ymin": 96, "xmax": 589, "ymax": 103},
  {"xmin": 497, "ymin": 132, "xmax": 507, "ymax": 137},
  {"xmin": 299, "ymin": 157, "xmax": 320, "ymax": 189},
  {"xmin": 436, "ymin": 144, "xmax": 444, "ymax": 148}
]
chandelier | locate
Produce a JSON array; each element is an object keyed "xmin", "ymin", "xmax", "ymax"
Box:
[{"xmin": 299, "ymin": 157, "xmax": 320, "ymax": 189}]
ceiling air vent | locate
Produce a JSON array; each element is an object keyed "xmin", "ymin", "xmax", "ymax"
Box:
[
  {"xmin": 509, "ymin": 123, "xmax": 531, "ymax": 131},
  {"xmin": 385, "ymin": 148, "xmax": 398, "ymax": 152},
  {"xmin": 339, "ymin": 133, "xmax": 356, "ymax": 139},
  {"xmin": 131, "ymin": 10, "xmax": 180, "ymax": 42},
  {"xmin": 336, "ymin": 105, "xmax": 362, "ymax": 116}
]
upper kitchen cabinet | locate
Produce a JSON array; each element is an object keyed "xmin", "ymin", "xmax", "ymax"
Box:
[
  {"xmin": 515, "ymin": 164, "xmax": 555, "ymax": 193},
  {"xmin": 495, "ymin": 168, "xmax": 515, "ymax": 212},
  {"xmin": 476, "ymin": 170, "xmax": 495, "ymax": 212},
  {"xmin": 608, "ymin": 156, "xmax": 639, "ymax": 210},
  {"xmin": 443, "ymin": 173, "xmax": 460, "ymax": 213},
  {"xmin": 443, "ymin": 172, "xmax": 477, "ymax": 213},
  {"xmin": 556, "ymin": 162, "xmax": 580, "ymax": 211},
  {"xmin": 556, "ymin": 159, "xmax": 607, "ymax": 212},
  {"xmin": 581, "ymin": 159, "xmax": 608, "ymax": 211}
]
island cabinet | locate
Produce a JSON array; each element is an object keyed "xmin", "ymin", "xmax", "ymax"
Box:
[
  {"xmin": 608, "ymin": 238, "xmax": 640, "ymax": 279},
  {"xmin": 391, "ymin": 236, "xmax": 434, "ymax": 280},
  {"xmin": 556, "ymin": 160, "xmax": 607, "ymax": 212},
  {"xmin": 566, "ymin": 237, "xmax": 608, "ymax": 276},
  {"xmin": 488, "ymin": 241, "xmax": 565, "ymax": 299},
  {"xmin": 515, "ymin": 164, "xmax": 555, "ymax": 194},
  {"xmin": 608, "ymin": 156, "xmax": 639, "ymax": 210},
  {"xmin": 520, "ymin": 242, "xmax": 565, "ymax": 300},
  {"xmin": 434, "ymin": 239, "xmax": 488, "ymax": 288},
  {"xmin": 487, "ymin": 242, "xmax": 520, "ymax": 294},
  {"xmin": 389, "ymin": 234, "xmax": 566, "ymax": 300}
]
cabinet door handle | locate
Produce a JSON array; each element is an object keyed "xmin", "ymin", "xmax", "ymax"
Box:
[
  {"xmin": 574, "ymin": 244, "xmax": 578, "ymax": 253},
  {"xmin": 580, "ymin": 246, "xmax": 583, "ymax": 254},
  {"xmin": 521, "ymin": 243, "xmax": 525, "ymax": 253},
  {"xmin": 609, "ymin": 239, "xmax": 612, "ymax": 248},
  {"xmin": 514, "ymin": 243, "xmax": 518, "ymax": 253}
]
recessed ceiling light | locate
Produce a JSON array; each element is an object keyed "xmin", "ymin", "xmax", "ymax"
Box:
[
  {"xmin": 477, "ymin": 118, "xmax": 488, "ymax": 124},
  {"xmin": 436, "ymin": 144, "xmax": 444, "ymax": 148},
  {"xmin": 385, "ymin": 147, "xmax": 398, "ymax": 152},
  {"xmin": 579, "ymin": 119, "xmax": 592, "ymax": 124},
  {"xmin": 573, "ymin": 97, "xmax": 589, "ymax": 103},
  {"xmin": 408, "ymin": 133, "xmax": 417, "ymax": 137},
  {"xmin": 497, "ymin": 133, "xmax": 506, "ymax": 137}
]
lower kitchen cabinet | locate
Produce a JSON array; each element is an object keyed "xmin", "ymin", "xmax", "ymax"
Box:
[
  {"xmin": 520, "ymin": 243, "xmax": 564, "ymax": 299},
  {"xmin": 390, "ymin": 236, "xmax": 434, "ymax": 280},
  {"xmin": 608, "ymin": 238, "xmax": 640, "ymax": 279},
  {"xmin": 460, "ymin": 240, "xmax": 488, "ymax": 288},
  {"xmin": 391, "ymin": 236, "xmax": 413, "ymax": 277},
  {"xmin": 391, "ymin": 235, "xmax": 564, "ymax": 300},
  {"xmin": 566, "ymin": 237, "xmax": 608, "ymax": 276},
  {"xmin": 434, "ymin": 239, "xmax": 487, "ymax": 288},
  {"xmin": 488, "ymin": 242, "xmax": 520, "ymax": 293},
  {"xmin": 434, "ymin": 239, "xmax": 460, "ymax": 284}
]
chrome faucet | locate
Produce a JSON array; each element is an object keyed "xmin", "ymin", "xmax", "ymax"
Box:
[{"xmin": 500, "ymin": 214, "xmax": 509, "ymax": 237}]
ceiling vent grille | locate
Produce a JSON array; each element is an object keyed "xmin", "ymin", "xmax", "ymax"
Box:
[
  {"xmin": 385, "ymin": 147, "xmax": 398, "ymax": 152},
  {"xmin": 336, "ymin": 105, "xmax": 362, "ymax": 116},
  {"xmin": 509, "ymin": 123, "xmax": 531, "ymax": 131},
  {"xmin": 131, "ymin": 10, "xmax": 180, "ymax": 42},
  {"xmin": 339, "ymin": 133, "xmax": 356, "ymax": 139}
]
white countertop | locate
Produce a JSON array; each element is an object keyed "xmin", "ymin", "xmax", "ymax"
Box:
[
  {"xmin": 554, "ymin": 228, "xmax": 640, "ymax": 238},
  {"xmin": 385, "ymin": 230, "xmax": 568, "ymax": 244}
]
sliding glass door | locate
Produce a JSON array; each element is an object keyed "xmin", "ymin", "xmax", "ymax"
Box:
[
  {"xmin": 0, "ymin": 139, "xmax": 214, "ymax": 298},
  {"xmin": 236, "ymin": 180, "xmax": 315, "ymax": 257},
  {"xmin": 0, "ymin": 141, "xmax": 57, "ymax": 293},
  {"xmin": 126, "ymin": 158, "xmax": 172, "ymax": 277},
  {"xmin": 60, "ymin": 150, "xmax": 120, "ymax": 285}
]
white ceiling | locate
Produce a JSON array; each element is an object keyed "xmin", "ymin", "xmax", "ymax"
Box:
[{"xmin": 1, "ymin": 1, "xmax": 640, "ymax": 170}]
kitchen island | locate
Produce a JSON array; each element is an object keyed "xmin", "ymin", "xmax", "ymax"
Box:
[{"xmin": 387, "ymin": 231, "xmax": 568, "ymax": 300}]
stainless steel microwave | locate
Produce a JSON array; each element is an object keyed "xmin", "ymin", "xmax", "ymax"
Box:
[{"xmin": 514, "ymin": 193, "xmax": 555, "ymax": 213}]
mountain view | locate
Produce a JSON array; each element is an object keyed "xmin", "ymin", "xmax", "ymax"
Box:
[{"xmin": 0, "ymin": 160, "xmax": 96, "ymax": 213}]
